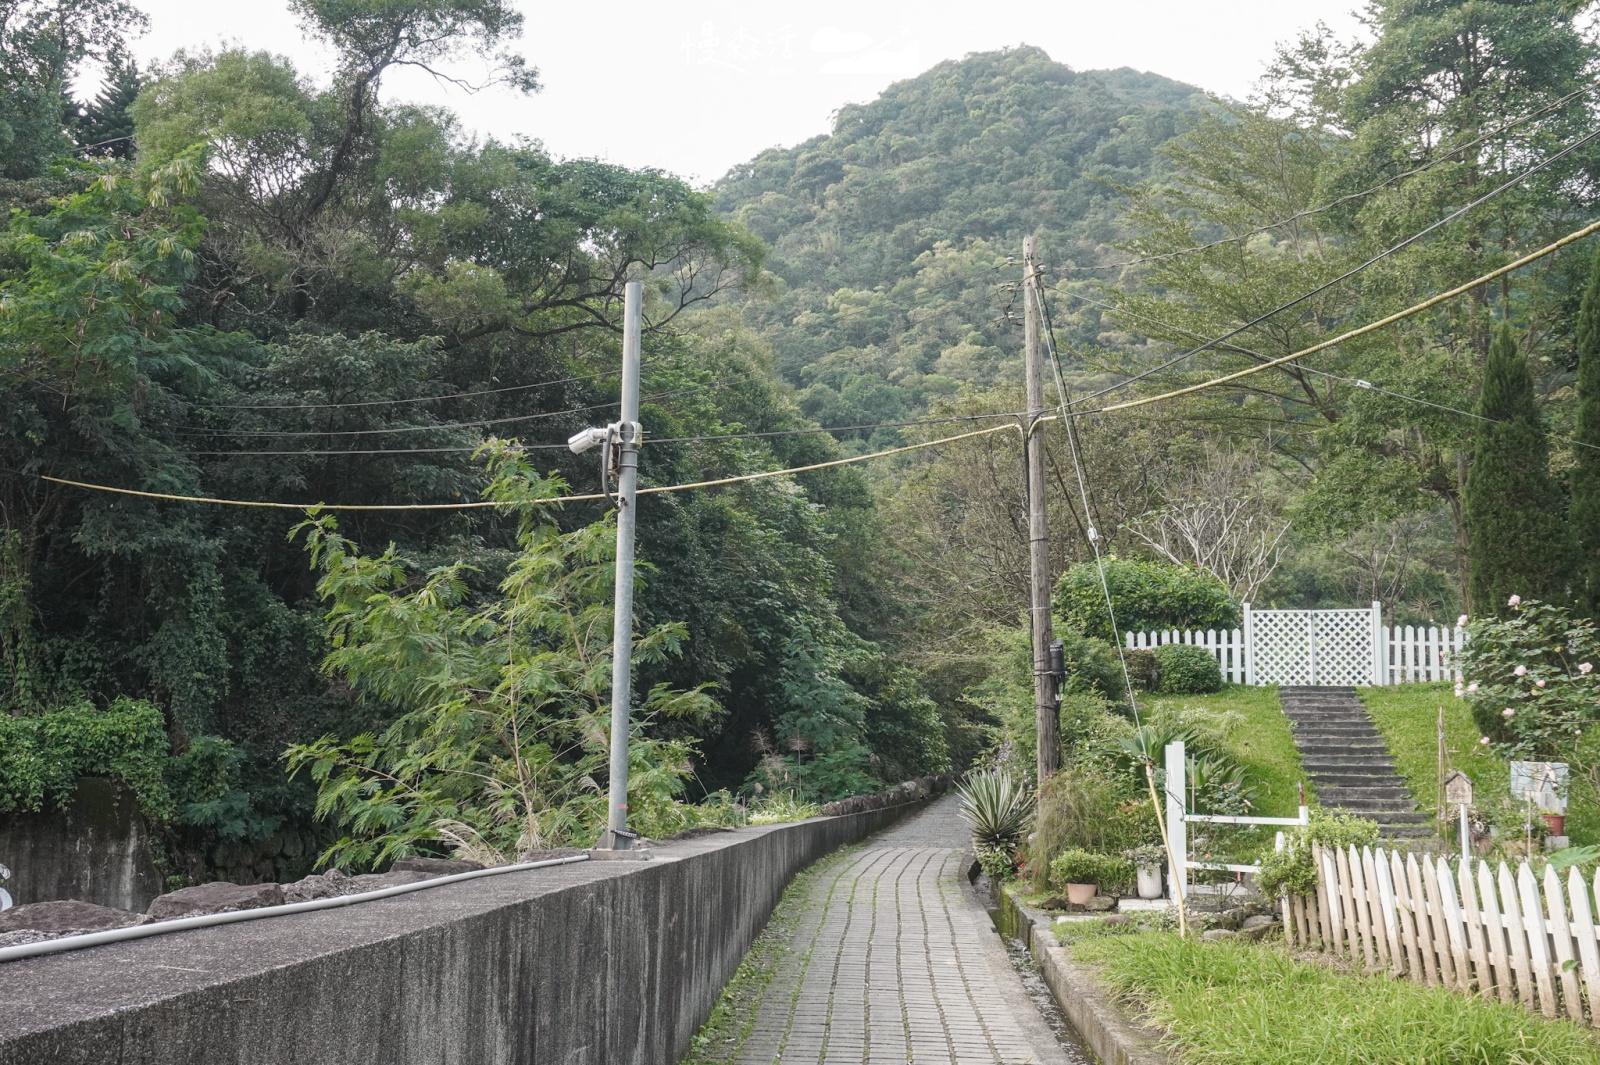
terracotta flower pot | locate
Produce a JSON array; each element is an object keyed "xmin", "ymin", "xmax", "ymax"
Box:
[
  {"xmin": 1543, "ymin": 813, "xmax": 1566, "ymax": 836},
  {"xmin": 1066, "ymin": 882, "xmax": 1098, "ymax": 906}
]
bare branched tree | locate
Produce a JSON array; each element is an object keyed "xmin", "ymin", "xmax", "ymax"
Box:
[{"xmin": 1126, "ymin": 443, "xmax": 1290, "ymax": 602}]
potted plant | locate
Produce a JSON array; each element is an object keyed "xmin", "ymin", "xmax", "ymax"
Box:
[
  {"xmin": 1125, "ymin": 844, "xmax": 1166, "ymax": 900},
  {"xmin": 1050, "ymin": 849, "xmax": 1132, "ymax": 905}
]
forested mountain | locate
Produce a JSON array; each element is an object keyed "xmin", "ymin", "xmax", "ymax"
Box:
[{"xmin": 714, "ymin": 47, "xmax": 1202, "ymax": 437}]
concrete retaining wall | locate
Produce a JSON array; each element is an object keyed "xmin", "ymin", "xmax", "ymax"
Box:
[
  {"xmin": 0, "ymin": 777, "xmax": 164, "ymax": 913},
  {"xmin": 0, "ymin": 794, "xmax": 936, "ymax": 1065}
]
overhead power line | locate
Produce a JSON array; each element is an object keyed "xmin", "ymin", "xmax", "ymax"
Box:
[
  {"xmin": 40, "ymin": 424, "xmax": 1021, "ymax": 512},
  {"xmin": 1081, "ymin": 215, "xmax": 1600, "ymax": 416},
  {"xmin": 177, "ymin": 374, "xmax": 760, "ymax": 438},
  {"xmin": 1049, "ymin": 286, "xmax": 1551, "ymax": 438},
  {"xmin": 1068, "ymin": 126, "xmax": 1600, "ymax": 408},
  {"xmin": 167, "ymin": 411, "xmax": 1027, "ymax": 458},
  {"xmin": 1060, "ymin": 85, "xmax": 1595, "ymax": 276},
  {"xmin": 196, "ymin": 367, "xmax": 619, "ymax": 412}
]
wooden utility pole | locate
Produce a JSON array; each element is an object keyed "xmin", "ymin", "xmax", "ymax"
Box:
[{"xmin": 1023, "ymin": 236, "xmax": 1060, "ymax": 781}]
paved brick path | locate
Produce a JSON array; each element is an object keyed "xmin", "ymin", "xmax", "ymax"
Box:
[{"xmin": 734, "ymin": 796, "xmax": 1076, "ymax": 1065}]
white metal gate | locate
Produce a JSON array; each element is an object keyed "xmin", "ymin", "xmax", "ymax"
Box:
[{"xmin": 1244, "ymin": 601, "xmax": 1381, "ymax": 686}]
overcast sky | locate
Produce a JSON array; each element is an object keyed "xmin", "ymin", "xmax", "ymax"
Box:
[{"xmin": 119, "ymin": 0, "xmax": 1365, "ymax": 185}]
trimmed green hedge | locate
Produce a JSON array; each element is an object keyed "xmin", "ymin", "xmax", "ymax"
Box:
[
  {"xmin": 1055, "ymin": 557, "xmax": 1238, "ymax": 642},
  {"xmin": 1155, "ymin": 644, "xmax": 1223, "ymax": 694}
]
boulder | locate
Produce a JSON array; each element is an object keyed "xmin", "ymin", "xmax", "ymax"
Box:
[
  {"xmin": 1100, "ymin": 914, "xmax": 1131, "ymax": 927},
  {"xmin": 281, "ymin": 869, "xmax": 349, "ymax": 904},
  {"xmin": 1241, "ymin": 915, "xmax": 1280, "ymax": 931},
  {"xmin": 1082, "ymin": 896, "xmax": 1117, "ymax": 912},
  {"xmin": 0, "ymin": 899, "xmax": 144, "ymax": 934},
  {"xmin": 1200, "ymin": 928, "xmax": 1238, "ymax": 942},
  {"xmin": 391, "ymin": 857, "xmax": 484, "ymax": 877},
  {"xmin": 147, "ymin": 881, "xmax": 284, "ymax": 921},
  {"xmin": 340, "ymin": 871, "xmax": 433, "ymax": 894}
]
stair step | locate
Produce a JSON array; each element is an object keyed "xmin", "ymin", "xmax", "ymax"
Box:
[
  {"xmin": 1298, "ymin": 743, "xmax": 1389, "ymax": 755},
  {"xmin": 1305, "ymin": 754, "xmax": 1395, "ymax": 770},
  {"xmin": 1378, "ymin": 825, "xmax": 1437, "ymax": 838},
  {"xmin": 1309, "ymin": 771, "xmax": 1408, "ymax": 788},
  {"xmin": 1317, "ymin": 785, "xmax": 1415, "ymax": 802}
]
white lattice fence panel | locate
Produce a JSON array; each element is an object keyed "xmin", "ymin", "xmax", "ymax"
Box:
[
  {"xmin": 1311, "ymin": 609, "xmax": 1376, "ymax": 686},
  {"xmin": 1250, "ymin": 610, "xmax": 1314, "ymax": 685}
]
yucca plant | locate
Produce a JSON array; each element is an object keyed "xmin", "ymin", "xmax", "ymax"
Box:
[{"xmin": 956, "ymin": 769, "xmax": 1034, "ymax": 852}]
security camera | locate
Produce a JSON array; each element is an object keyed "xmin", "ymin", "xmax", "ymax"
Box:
[{"xmin": 568, "ymin": 427, "xmax": 608, "ymax": 454}]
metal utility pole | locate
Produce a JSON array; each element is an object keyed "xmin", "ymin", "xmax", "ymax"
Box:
[
  {"xmin": 600, "ymin": 280, "xmax": 643, "ymax": 850},
  {"xmin": 1023, "ymin": 236, "xmax": 1060, "ymax": 781}
]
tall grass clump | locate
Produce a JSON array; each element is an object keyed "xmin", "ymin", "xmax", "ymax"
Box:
[{"xmin": 1076, "ymin": 931, "xmax": 1600, "ymax": 1064}]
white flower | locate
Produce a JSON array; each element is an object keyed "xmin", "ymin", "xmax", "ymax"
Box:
[
  {"xmin": 1581, "ymin": 663, "xmax": 1594, "ymax": 675},
  {"xmin": 1536, "ymin": 679, "xmax": 1546, "ymax": 688},
  {"xmin": 1509, "ymin": 594, "xmax": 1522, "ymax": 607},
  {"xmin": 1458, "ymin": 615, "xmax": 1469, "ymax": 629},
  {"xmin": 1480, "ymin": 736, "xmax": 1491, "ymax": 745},
  {"xmin": 1455, "ymin": 683, "xmax": 1465, "ymax": 698},
  {"xmin": 1514, "ymin": 665, "xmax": 1528, "ymax": 677},
  {"xmin": 1467, "ymin": 683, "xmax": 1479, "ymax": 693},
  {"xmin": 1503, "ymin": 707, "xmax": 1516, "ymax": 717}
]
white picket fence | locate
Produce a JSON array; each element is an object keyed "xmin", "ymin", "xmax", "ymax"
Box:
[
  {"xmin": 1126, "ymin": 627, "xmax": 1248, "ymax": 684},
  {"xmin": 1125, "ymin": 602, "xmax": 1466, "ymax": 686},
  {"xmin": 1281, "ymin": 843, "xmax": 1600, "ymax": 1027}
]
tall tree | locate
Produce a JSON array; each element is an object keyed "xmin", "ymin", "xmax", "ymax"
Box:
[
  {"xmin": 1464, "ymin": 324, "xmax": 1574, "ymax": 614},
  {"xmin": 1573, "ymin": 245, "xmax": 1600, "ymax": 616},
  {"xmin": 0, "ymin": 0, "xmax": 145, "ymax": 181},
  {"xmin": 75, "ymin": 49, "xmax": 140, "ymax": 157}
]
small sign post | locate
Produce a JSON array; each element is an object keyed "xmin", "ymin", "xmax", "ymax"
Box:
[{"xmin": 1443, "ymin": 770, "xmax": 1474, "ymax": 859}]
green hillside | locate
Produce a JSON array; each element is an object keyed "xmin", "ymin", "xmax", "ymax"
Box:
[{"xmin": 714, "ymin": 46, "xmax": 1203, "ymax": 437}]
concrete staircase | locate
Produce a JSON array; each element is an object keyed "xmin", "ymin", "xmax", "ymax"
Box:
[{"xmin": 1280, "ymin": 686, "xmax": 1434, "ymax": 839}]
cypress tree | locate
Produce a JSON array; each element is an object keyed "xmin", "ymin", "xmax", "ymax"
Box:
[
  {"xmin": 1464, "ymin": 324, "xmax": 1577, "ymax": 615},
  {"xmin": 1573, "ymin": 244, "xmax": 1600, "ymax": 616}
]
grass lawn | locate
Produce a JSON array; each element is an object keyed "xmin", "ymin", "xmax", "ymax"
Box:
[
  {"xmin": 1141, "ymin": 684, "xmax": 1310, "ymax": 818},
  {"xmin": 1360, "ymin": 683, "xmax": 1600, "ymax": 847},
  {"xmin": 1071, "ymin": 929, "xmax": 1600, "ymax": 1064}
]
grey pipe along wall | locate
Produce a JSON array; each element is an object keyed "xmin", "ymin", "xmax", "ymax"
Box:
[{"xmin": 0, "ymin": 785, "xmax": 943, "ymax": 1065}]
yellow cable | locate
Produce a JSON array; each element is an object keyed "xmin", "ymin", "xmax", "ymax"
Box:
[
  {"xmin": 39, "ymin": 423, "xmax": 1020, "ymax": 512},
  {"xmin": 1094, "ymin": 216, "xmax": 1600, "ymax": 415}
]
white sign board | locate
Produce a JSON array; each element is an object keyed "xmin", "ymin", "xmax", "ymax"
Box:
[{"xmin": 1510, "ymin": 761, "xmax": 1568, "ymax": 813}]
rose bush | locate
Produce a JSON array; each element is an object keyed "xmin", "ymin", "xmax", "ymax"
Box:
[{"xmin": 1459, "ymin": 597, "xmax": 1600, "ymax": 759}]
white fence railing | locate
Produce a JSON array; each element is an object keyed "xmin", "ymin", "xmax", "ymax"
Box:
[
  {"xmin": 1284, "ymin": 843, "xmax": 1600, "ymax": 1028},
  {"xmin": 1164, "ymin": 741, "xmax": 1307, "ymax": 893},
  {"xmin": 1125, "ymin": 602, "xmax": 1466, "ymax": 686}
]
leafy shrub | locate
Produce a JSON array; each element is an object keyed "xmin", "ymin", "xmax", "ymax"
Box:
[
  {"xmin": 1154, "ymin": 645, "xmax": 1222, "ymax": 694},
  {"xmin": 956, "ymin": 768, "xmax": 1034, "ymax": 851},
  {"xmin": 1051, "ymin": 848, "xmax": 1134, "ymax": 890},
  {"xmin": 0, "ymin": 699, "xmax": 175, "ymax": 821},
  {"xmin": 1029, "ymin": 764, "xmax": 1160, "ymax": 888},
  {"xmin": 1458, "ymin": 597, "xmax": 1600, "ymax": 758},
  {"xmin": 1254, "ymin": 810, "xmax": 1381, "ymax": 898},
  {"xmin": 1123, "ymin": 650, "xmax": 1160, "ymax": 691},
  {"xmin": 1056, "ymin": 624, "xmax": 1126, "ymax": 697},
  {"xmin": 1055, "ymin": 557, "xmax": 1239, "ymax": 642}
]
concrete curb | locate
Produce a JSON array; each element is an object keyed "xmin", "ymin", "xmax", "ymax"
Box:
[{"xmin": 995, "ymin": 887, "xmax": 1170, "ymax": 1065}]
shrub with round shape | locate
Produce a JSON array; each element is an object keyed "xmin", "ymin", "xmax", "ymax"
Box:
[{"xmin": 1153, "ymin": 644, "xmax": 1223, "ymax": 694}]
